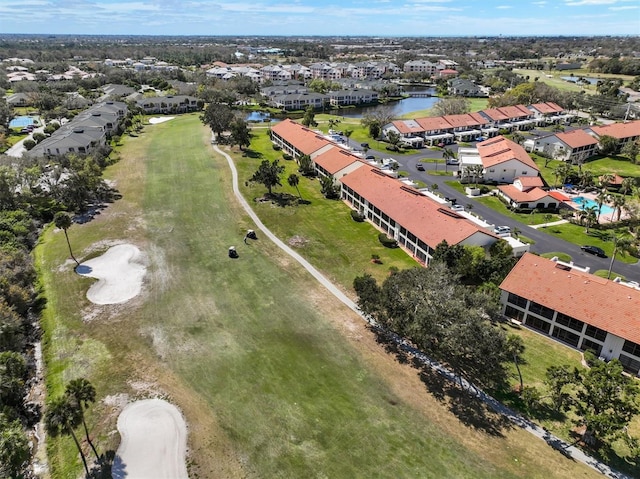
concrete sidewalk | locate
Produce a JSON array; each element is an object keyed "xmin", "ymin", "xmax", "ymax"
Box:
[{"xmin": 529, "ymin": 219, "xmax": 570, "ymax": 229}]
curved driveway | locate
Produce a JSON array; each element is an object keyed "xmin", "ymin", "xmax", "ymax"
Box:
[
  {"xmin": 214, "ymin": 143, "xmax": 628, "ymax": 478},
  {"xmin": 359, "ymin": 141, "xmax": 639, "ymax": 282}
]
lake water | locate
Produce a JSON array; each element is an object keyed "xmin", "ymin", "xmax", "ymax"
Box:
[
  {"xmin": 560, "ymin": 76, "xmax": 600, "ymax": 85},
  {"xmin": 246, "ymin": 86, "xmax": 439, "ymax": 122},
  {"xmin": 338, "ymin": 88, "xmax": 438, "ymax": 119}
]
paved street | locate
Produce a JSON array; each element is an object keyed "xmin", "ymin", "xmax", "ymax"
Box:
[{"xmin": 350, "ymin": 138, "xmax": 640, "ymax": 282}]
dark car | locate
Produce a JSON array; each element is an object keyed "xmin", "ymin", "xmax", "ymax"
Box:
[
  {"xmin": 360, "ymin": 142, "xmax": 369, "ymax": 148},
  {"xmin": 581, "ymin": 245, "xmax": 606, "ymax": 257},
  {"xmin": 416, "ymin": 163, "xmax": 425, "ymax": 171}
]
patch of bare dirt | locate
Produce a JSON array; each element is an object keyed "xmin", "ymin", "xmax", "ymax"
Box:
[{"xmin": 288, "ymin": 235, "xmax": 309, "ymax": 248}]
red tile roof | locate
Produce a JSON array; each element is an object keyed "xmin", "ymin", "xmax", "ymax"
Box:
[
  {"xmin": 530, "ymin": 102, "xmax": 564, "ymax": 114},
  {"xmin": 497, "ymin": 104, "xmax": 532, "ymax": 119},
  {"xmin": 590, "ymin": 120, "xmax": 640, "ymax": 140},
  {"xmin": 415, "ymin": 116, "xmax": 453, "ymax": 132},
  {"xmin": 477, "ymin": 136, "xmax": 539, "ymax": 171},
  {"xmin": 340, "ymin": 167, "xmax": 495, "ymax": 248},
  {"xmin": 498, "ymin": 185, "xmax": 550, "ymax": 202},
  {"xmin": 313, "ymin": 147, "xmax": 363, "ymax": 175},
  {"xmin": 480, "ymin": 108, "xmax": 510, "ymax": 122},
  {"xmin": 515, "ymin": 176, "xmax": 544, "ymax": 188},
  {"xmin": 555, "ymin": 129, "xmax": 599, "ymax": 149},
  {"xmin": 549, "ymin": 190, "xmax": 571, "ymax": 202},
  {"xmin": 442, "ymin": 113, "xmax": 488, "ymax": 129},
  {"xmin": 500, "ymin": 253, "xmax": 640, "ymax": 344},
  {"xmin": 391, "ymin": 120, "xmax": 425, "ymax": 135},
  {"xmin": 270, "ymin": 119, "xmax": 333, "ymax": 155}
]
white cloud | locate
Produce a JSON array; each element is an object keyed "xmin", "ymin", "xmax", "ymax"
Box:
[
  {"xmin": 565, "ymin": 0, "xmax": 620, "ymax": 6},
  {"xmin": 496, "ymin": 5, "xmax": 513, "ymax": 9},
  {"xmin": 609, "ymin": 5, "xmax": 639, "ymax": 10}
]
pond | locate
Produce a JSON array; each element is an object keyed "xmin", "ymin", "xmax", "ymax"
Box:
[
  {"xmin": 338, "ymin": 87, "xmax": 438, "ymax": 119},
  {"xmin": 560, "ymin": 76, "xmax": 601, "ymax": 85}
]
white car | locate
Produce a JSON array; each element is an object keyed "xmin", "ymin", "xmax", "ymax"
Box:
[
  {"xmin": 451, "ymin": 204, "xmax": 465, "ymax": 211},
  {"xmin": 494, "ymin": 226, "xmax": 511, "ymax": 235}
]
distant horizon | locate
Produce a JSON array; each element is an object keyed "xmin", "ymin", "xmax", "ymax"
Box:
[{"xmin": 2, "ymin": 0, "xmax": 639, "ymax": 37}]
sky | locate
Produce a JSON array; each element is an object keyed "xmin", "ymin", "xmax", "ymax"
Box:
[{"xmin": 1, "ymin": 0, "xmax": 639, "ymax": 37}]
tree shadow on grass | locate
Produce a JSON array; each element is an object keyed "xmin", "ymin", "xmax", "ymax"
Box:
[
  {"xmin": 242, "ymin": 149, "xmax": 263, "ymax": 159},
  {"xmin": 256, "ymin": 193, "xmax": 311, "ymax": 207},
  {"xmin": 371, "ymin": 326, "xmax": 513, "ymax": 437}
]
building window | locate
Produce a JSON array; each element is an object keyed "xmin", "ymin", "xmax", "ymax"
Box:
[
  {"xmin": 551, "ymin": 326, "xmax": 580, "ymax": 348},
  {"xmin": 585, "ymin": 325, "xmax": 607, "ymax": 342},
  {"xmin": 619, "ymin": 354, "xmax": 640, "ymax": 375},
  {"xmin": 507, "ymin": 292, "xmax": 527, "ymax": 308},
  {"xmin": 580, "ymin": 338, "xmax": 603, "ymax": 357},
  {"xmin": 622, "ymin": 340, "xmax": 640, "ymax": 358},
  {"xmin": 555, "ymin": 313, "xmax": 584, "ymax": 333},
  {"xmin": 505, "ymin": 305, "xmax": 525, "ymax": 322},
  {"xmin": 525, "ymin": 315, "xmax": 551, "ymax": 334},
  {"xmin": 528, "ymin": 301, "xmax": 554, "ymax": 320}
]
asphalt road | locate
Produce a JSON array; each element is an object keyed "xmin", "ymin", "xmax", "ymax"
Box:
[{"xmin": 349, "ymin": 138, "xmax": 640, "ymax": 283}]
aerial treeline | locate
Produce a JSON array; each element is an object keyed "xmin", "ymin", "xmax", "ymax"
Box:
[{"xmin": 0, "ymin": 130, "xmax": 122, "ymax": 476}]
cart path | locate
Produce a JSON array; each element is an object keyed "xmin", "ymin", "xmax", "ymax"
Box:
[{"xmin": 213, "ymin": 144, "xmax": 629, "ymax": 479}]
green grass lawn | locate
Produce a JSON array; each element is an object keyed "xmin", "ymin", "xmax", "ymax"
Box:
[
  {"xmin": 476, "ymin": 196, "xmax": 561, "ymax": 226},
  {"xmin": 532, "ymin": 153, "xmax": 640, "ymax": 186},
  {"xmin": 541, "ymin": 252, "xmax": 573, "ymax": 262},
  {"xmin": 541, "ymin": 223, "xmax": 637, "ymax": 264},
  {"xmin": 37, "ymin": 114, "xmax": 608, "ymax": 479}
]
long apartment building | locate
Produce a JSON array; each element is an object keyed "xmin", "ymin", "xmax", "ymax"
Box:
[{"xmin": 500, "ymin": 253, "xmax": 640, "ymax": 375}]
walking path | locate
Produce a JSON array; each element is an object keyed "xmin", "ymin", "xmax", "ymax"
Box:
[
  {"xmin": 529, "ymin": 219, "xmax": 570, "ymax": 229},
  {"xmin": 213, "ymin": 144, "xmax": 629, "ymax": 479}
]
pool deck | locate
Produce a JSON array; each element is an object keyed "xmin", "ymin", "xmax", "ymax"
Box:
[{"xmin": 555, "ymin": 189, "xmax": 621, "ymax": 223}]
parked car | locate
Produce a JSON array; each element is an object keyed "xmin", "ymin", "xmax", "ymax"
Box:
[
  {"xmin": 446, "ymin": 158, "xmax": 459, "ymax": 165},
  {"xmin": 416, "ymin": 163, "xmax": 425, "ymax": 171},
  {"xmin": 494, "ymin": 226, "xmax": 511, "ymax": 235},
  {"xmin": 437, "ymin": 142, "xmax": 445, "ymax": 148},
  {"xmin": 365, "ymin": 155, "xmax": 375, "ymax": 161},
  {"xmin": 451, "ymin": 204, "xmax": 465, "ymax": 212},
  {"xmin": 360, "ymin": 142, "xmax": 369, "ymax": 148},
  {"xmin": 20, "ymin": 127, "xmax": 33, "ymax": 134},
  {"xmin": 581, "ymin": 245, "xmax": 606, "ymax": 257}
]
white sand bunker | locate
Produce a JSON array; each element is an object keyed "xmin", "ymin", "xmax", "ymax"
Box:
[
  {"xmin": 149, "ymin": 116, "xmax": 175, "ymax": 124},
  {"xmin": 77, "ymin": 244, "xmax": 146, "ymax": 305},
  {"xmin": 112, "ymin": 398, "xmax": 188, "ymax": 479}
]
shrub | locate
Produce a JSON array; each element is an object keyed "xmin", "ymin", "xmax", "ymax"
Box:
[
  {"xmin": 378, "ymin": 233, "xmax": 398, "ymax": 248},
  {"xmin": 479, "ymin": 185, "xmax": 490, "ymax": 194},
  {"xmin": 23, "ymin": 139, "xmax": 36, "ymax": 151},
  {"xmin": 350, "ymin": 210, "xmax": 365, "ymax": 222},
  {"xmin": 272, "ymin": 144, "xmax": 281, "ymax": 151},
  {"xmin": 282, "ymin": 153, "xmax": 293, "ymax": 161}
]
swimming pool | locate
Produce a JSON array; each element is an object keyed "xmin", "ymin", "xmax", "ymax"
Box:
[
  {"xmin": 572, "ymin": 195, "xmax": 615, "ymax": 215},
  {"xmin": 9, "ymin": 116, "xmax": 36, "ymax": 128}
]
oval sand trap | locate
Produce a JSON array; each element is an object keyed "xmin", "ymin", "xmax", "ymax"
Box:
[
  {"xmin": 112, "ymin": 398, "xmax": 188, "ymax": 479},
  {"xmin": 77, "ymin": 244, "xmax": 145, "ymax": 305}
]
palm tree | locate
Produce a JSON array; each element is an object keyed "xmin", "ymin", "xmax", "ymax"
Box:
[
  {"xmin": 595, "ymin": 189, "xmax": 611, "ymax": 222},
  {"xmin": 620, "ymin": 177, "xmax": 636, "ymax": 196},
  {"xmin": 607, "ymin": 236, "xmax": 634, "ymax": 279},
  {"xmin": 465, "ymin": 164, "xmax": 484, "ymax": 188},
  {"xmin": 65, "ymin": 378, "xmax": 99, "ymax": 460},
  {"xmin": 553, "ymin": 162, "xmax": 573, "ymax": 189},
  {"xmin": 287, "ymin": 173, "xmax": 302, "ymax": 199},
  {"xmin": 584, "ymin": 206, "xmax": 598, "ymax": 233},
  {"xmin": 598, "ymin": 173, "xmax": 615, "ymax": 191},
  {"xmin": 506, "ymin": 335, "xmax": 525, "ymax": 393},
  {"xmin": 442, "ymin": 147, "xmax": 456, "ymax": 172},
  {"xmin": 611, "ymin": 195, "xmax": 626, "ymax": 222},
  {"xmin": 578, "ymin": 170, "xmax": 593, "ymax": 190},
  {"xmin": 54, "ymin": 211, "xmax": 79, "ymax": 266},
  {"xmin": 45, "ymin": 395, "xmax": 90, "ymax": 477}
]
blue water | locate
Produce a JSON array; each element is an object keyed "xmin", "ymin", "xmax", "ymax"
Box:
[
  {"xmin": 560, "ymin": 76, "xmax": 600, "ymax": 85},
  {"xmin": 9, "ymin": 116, "xmax": 36, "ymax": 128},
  {"xmin": 573, "ymin": 196, "xmax": 615, "ymax": 215}
]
